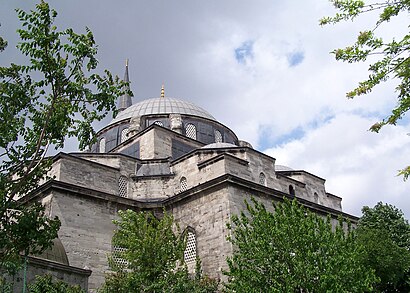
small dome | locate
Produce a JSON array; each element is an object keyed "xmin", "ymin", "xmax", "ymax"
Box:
[
  {"xmin": 202, "ymin": 142, "xmax": 238, "ymax": 149},
  {"xmin": 109, "ymin": 97, "xmax": 216, "ymax": 126},
  {"xmin": 34, "ymin": 238, "xmax": 69, "ymax": 265},
  {"xmin": 275, "ymin": 165, "xmax": 294, "ymax": 172}
]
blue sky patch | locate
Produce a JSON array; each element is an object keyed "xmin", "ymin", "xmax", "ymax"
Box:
[
  {"xmin": 287, "ymin": 51, "xmax": 305, "ymax": 67},
  {"xmin": 235, "ymin": 40, "xmax": 254, "ymax": 64}
]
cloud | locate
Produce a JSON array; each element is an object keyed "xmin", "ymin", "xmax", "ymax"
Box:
[{"xmin": 265, "ymin": 113, "xmax": 410, "ymax": 217}]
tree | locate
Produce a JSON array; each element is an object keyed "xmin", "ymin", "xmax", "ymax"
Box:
[
  {"xmin": 0, "ymin": 1, "xmax": 127, "ymax": 272},
  {"xmin": 99, "ymin": 210, "xmax": 218, "ymax": 293},
  {"xmin": 320, "ymin": 0, "xmax": 410, "ymax": 179},
  {"xmin": 356, "ymin": 202, "xmax": 410, "ymax": 292},
  {"xmin": 224, "ymin": 198, "xmax": 377, "ymax": 292}
]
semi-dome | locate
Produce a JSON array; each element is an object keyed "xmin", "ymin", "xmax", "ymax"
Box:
[
  {"xmin": 202, "ymin": 142, "xmax": 238, "ymax": 149},
  {"xmin": 109, "ymin": 97, "xmax": 216, "ymax": 126}
]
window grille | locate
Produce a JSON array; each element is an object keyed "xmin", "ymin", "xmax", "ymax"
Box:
[
  {"xmin": 185, "ymin": 123, "xmax": 197, "ymax": 140},
  {"xmin": 214, "ymin": 129, "xmax": 223, "ymax": 143},
  {"xmin": 184, "ymin": 230, "xmax": 197, "ymax": 263},
  {"xmin": 112, "ymin": 246, "xmax": 128, "ymax": 268},
  {"xmin": 180, "ymin": 177, "xmax": 188, "ymax": 192},
  {"xmin": 99, "ymin": 138, "xmax": 106, "ymax": 153},
  {"xmin": 259, "ymin": 172, "xmax": 266, "ymax": 186},
  {"xmin": 118, "ymin": 176, "xmax": 128, "ymax": 197},
  {"xmin": 153, "ymin": 120, "xmax": 163, "ymax": 127},
  {"xmin": 120, "ymin": 128, "xmax": 129, "ymax": 143}
]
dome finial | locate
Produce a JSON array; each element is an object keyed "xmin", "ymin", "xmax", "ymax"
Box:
[{"xmin": 161, "ymin": 84, "xmax": 165, "ymax": 98}]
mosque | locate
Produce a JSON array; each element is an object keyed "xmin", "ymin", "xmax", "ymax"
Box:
[{"xmin": 17, "ymin": 63, "xmax": 357, "ymax": 291}]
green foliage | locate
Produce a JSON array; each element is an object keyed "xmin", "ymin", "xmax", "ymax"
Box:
[
  {"xmin": 224, "ymin": 198, "xmax": 377, "ymax": 292},
  {"xmin": 0, "ymin": 1, "xmax": 126, "ymax": 273},
  {"xmin": 28, "ymin": 274, "xmax": 85, "ymax": 293},
  {"xmin": 0, "ymin": 204, "xmax": 60, "ymax": 274},
  {"xmin": 0, "ymin": 276, "xmax": 12, "ymax": 293},
  {"xmin": 357, "ymin": 202, "xmax": 410, "ymax": 292},
  {"xmin": 99, "ymin": 210, "xmax": 218, "ymax": 293},
  {"xmin": 320, "ymin": 0, "xmax": 410, "ymax": 179}
]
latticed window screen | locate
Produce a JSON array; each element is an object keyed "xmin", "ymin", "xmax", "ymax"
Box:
[
  {"xmin": 214, "ymin": 129, "xmax": 223, "ymax": 143},
  {"xmin": 180, "ymin": 177, "xmax": 188, "ymax": 192},
  {"xmin": 99, "ymin": 138, "xmax": 106, "ymax": 153},
  {"xmin": 120, "ymin": 128, "xmax": 129, "ymax": 143},
  {"xmin": 259, "ymin": 172, "xmax": 266, "ymax": 186},
  {"xmin": 118, "ymin": 176, "xmax": 128, "ymax": 197},
  {"xmin": 185, "ymin": 123, "xmax": 197, "ymax": 140},
  {"xmin": 184, "ymin": 230, "xmax": 197, "ymax": 263},
  {"xmin": 112, "ymin": 246, "xmax": 128, "ymax": 267},
  {"xmin": 153, "ymin": 120, "xmax": 163, "ymax": 127}
]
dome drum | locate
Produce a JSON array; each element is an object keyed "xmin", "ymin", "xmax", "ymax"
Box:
[{"xmin": 92, "ymin": 98, "xmax": 239, "ymax": 156}]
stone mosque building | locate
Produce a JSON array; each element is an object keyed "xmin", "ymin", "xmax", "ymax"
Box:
[{"xmin": 18, "ymin": 63, "xmax": 357, "ymax": 291}]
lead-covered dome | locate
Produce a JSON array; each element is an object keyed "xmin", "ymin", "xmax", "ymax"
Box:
[{"xmin": 109, "ymin": 97, "xmax": 216, "ymax": 126}]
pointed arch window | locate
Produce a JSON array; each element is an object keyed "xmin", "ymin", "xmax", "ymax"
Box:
[
  {"xmin": 185, "ymin": 123, "xmax": 197, "ymax": 140},
  {"xmin": 184, "ymin": 229, "xmax": 197, "ymax": 264},
  {"xmin": 214, "ymin": 129, "xmax": 223, "ymax": 143},
  {"xmin": 289, "ymin": 185, "xmax": 295, "ymax": 196},
  {"xmin": 99, "ymin": 137, "xmax": 106, "ymax": 153},
  {"xmin": 118, "ymin": 176, "xmax": 128, "ymax": 197},
  {"xmin": 120, "ymin": 128, "xmax": 129, "ymax": 143},
  {"xmin": 180, "ymin": 177, "xmax": 188, "ymax": 192},
  {"xmin": 314, "ymin": 192, "xmax": 319, "ymax": 203},
  {"xmin": 259, "ymin": 172, "xmax": 266, "ymax": 186}
]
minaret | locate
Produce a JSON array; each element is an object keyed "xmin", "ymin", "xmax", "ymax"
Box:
[{"xmin": 118, "ymin": 59, "xmax": 132, "ymax": 112}]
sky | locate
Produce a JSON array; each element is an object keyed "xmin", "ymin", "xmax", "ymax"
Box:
[{"xmin": 1, "ymin": 0, "xmax": 409, "ymax": 218}]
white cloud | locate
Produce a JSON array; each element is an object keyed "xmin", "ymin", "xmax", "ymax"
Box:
[{"xmin": 265, "ymin": 114, "xmax": 410, "ymax": 217}]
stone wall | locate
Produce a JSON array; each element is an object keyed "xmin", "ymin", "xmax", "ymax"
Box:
[
  {"xmin": 5, "ymin": 257, "xmax": 91, "ymax": 292},
  {"xmin": 48, "ymin": 190, "xmax": 132, "ymax": 291}
]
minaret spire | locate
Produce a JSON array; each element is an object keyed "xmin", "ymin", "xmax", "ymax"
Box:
[{"xmin": 118, "ymin": 59, "xmax": 132, "ymax": 112}]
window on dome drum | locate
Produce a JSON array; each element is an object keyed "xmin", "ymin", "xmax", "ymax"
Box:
[
  {"xmin": 153, "ymin": 120, "xmax": 163, "ymax": 127},
  {"xmin": 214, "ymin": 129, "xmax": 223, "ymax": 143},
  {"xmin": 112, "ymin": 246, "xmax": 128, "ymax": 268},
  {"xmin": 118, "ymin": 176, "xmax": 128, "ymax": 197},
  {"xmin": 185, "ymin": 123, "xmax": 197, "ymax": 140},
  {"xmin": 259, "ymin": 172, "xmax": 266, "ymax": 186},
  {"xmin": 99, "ymin": 137, "xmax": 106, "ymax": 153},
  {"xmin": 180, "ymin": 177, "xmax": 188, "ymax": 192},
  {"xmin": 289, "ymin": 185, "xmax": 295, "ymax": 196},
  {"xmin": 120, "ymin": 128, "xmax": 129, "ymax": 143},
  {"xmin": 184, "ymin": 229, "xmax": 197, "ymax": 264}
]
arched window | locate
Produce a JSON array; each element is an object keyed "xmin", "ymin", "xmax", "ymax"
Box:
[
  {"xmin": 180, "ymin": 177, "xmax": 188, "ymax": 192},
  {"xmin": 214, "ymin": 129, "xmax": 223, "ymax": 143},
  {"xmin": 289, "ymin": 185, "xmax": 295, "ymax": 196},
  {"xmin": 185, "ymin": 123, "xmax": 197, "ymax": 140},
  {"xmin": 112, "ymin": 246, "xmax": 128, "ymax": 268},
  {"xmin": 118, "ymin": 176, "xmax": 128, "ymax": 197},
  {"xmin": 259, "ymin": 172, "xmax": 266, "ymax": 186},
  {"xmin": 314, "ymin": 192, "xmax": 319, "ymax": 203},
  {"xmin": 120, "ymin": 128, "xmax": 129, "ymax": 143},
  {"xmin": 153, "ymin": 120, "xmax": 163, "ymax": 127},
  {"xmin": 99, "ymin": 137, "xmax": 106, "ymax": 153},
  {"xmin": 184, "ymin": 229, "xmax": 197, "ymax": 264}
]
